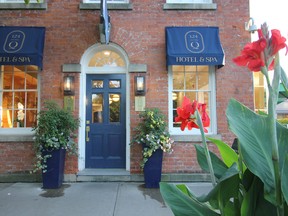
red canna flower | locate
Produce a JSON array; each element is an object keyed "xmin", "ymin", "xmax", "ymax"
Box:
[
  {"xmin": 233, "ymin": 38, "xmax": 266, "ymax": 71},
  {"xmin": 270, "ymin": 29, "xmax": 288, "ymax": 56},
  {"xmin": 175, "ymin": 96, "xmax": 210, "ymax": 133}
]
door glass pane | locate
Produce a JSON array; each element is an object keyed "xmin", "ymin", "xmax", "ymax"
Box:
[
  {"xmin": 109, "ymin": 94, "xmax": 120, "ymax": 123},
  {"xmin": 92, "ymin": 94, "xmax": 103, "ymax": 123},
  {"xmin": 92, "ymin": 80, "xmax": 103, "ymax": 88},
  {"xmin": 109, "ymin": 80, "xmax": 121, "ymax": 88}
]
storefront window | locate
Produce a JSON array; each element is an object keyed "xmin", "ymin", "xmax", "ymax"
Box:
[
  {"xmin": 166, "ymin": 0, "xmax": 212, "ymax": 3},
  {"xmin": 0, "ymin": 65, "xmax": 39, "ymax": 128},
  {"xmin": 169, "ymin": 65, "xmax": 216, "ymax": 134},
  {"xmin": 83, "ymin": 0, "xmax": 128, "ymax": 3},
  {"xmin": 0, "ymin": 0, "xmax": 43, "ymax": 2}
]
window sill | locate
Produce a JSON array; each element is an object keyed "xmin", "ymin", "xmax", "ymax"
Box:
[
  {"xmin": 0, "ymin": 3, "xmax": 47, "ymax": 10},
  {"xmin": 79, "ymin": 3, "xmax": 132, "ymax": 10},
  {"xmin": 171, "ymin": 134, "xmax": 221, "ymax": 142},
  {"xmin": 0, "ymin": 134, "xmax": 34, "ymax": 142},
  {"xmin": 163, "ymin": 3, "xmax": 217, "ymax": 10}
]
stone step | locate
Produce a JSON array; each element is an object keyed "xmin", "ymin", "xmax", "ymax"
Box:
[{"xmin": 75, "ymin": 169, "xmax": 211, "ymax": 182}]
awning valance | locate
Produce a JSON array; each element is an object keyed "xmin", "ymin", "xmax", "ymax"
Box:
[
  {"xmin": 166, "ymin": 26, "xmax": 225, "ymax": 68},
  {"xmin": 0, "ymin": 26, "xmax": 45, "ymax": 69}
]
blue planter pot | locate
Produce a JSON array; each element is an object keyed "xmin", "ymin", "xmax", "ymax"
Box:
[
  {"xmin": 143, "ymin": 149, "xmax": 163, "ymax": 188},
  {"xmin": 42, "ymin": 148, "xmax": 66, "ymax": 189}
]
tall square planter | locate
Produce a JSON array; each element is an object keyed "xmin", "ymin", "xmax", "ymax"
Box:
[
  {"xmin": 143, "ymin": 149, "xmax": 163, "ymax": 188},
  {"xmin": 42, "ymin": 148, "xmax": 66, "ymax": 189}
]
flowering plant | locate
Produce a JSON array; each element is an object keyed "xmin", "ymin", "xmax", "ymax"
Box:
[
  {"xmin": 175, "ymin": 96, "xmax": 210, "ymax": 132},
  {"xmin": 31, "ymin": 100, "xmax": 80, "ymax": 173},
  {"xmin": 131, "ymin": 108, "xmax": 174, "ymax": 169},
  {"xmin": 161, "ymin": 23, "xmax": 288, "ymax": 216}
]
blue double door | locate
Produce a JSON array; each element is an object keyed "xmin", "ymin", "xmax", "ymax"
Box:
[{"xmin": 85, "ymin": 74, "xmax": 126, "ymax": 168}]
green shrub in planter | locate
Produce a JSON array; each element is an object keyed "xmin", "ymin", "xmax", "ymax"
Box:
[{"xmin": 31, "ymin": 100, "xmax": 80, "ymax": 173}]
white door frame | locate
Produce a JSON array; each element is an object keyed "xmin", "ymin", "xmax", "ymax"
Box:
[{"xmin": 78, "ymin": 43, "xmax": 131, "ymax": 171}]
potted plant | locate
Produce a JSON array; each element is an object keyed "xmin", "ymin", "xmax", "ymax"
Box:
[
  {"xmin": 132, "ymin": 108, "xmax": 174, "ymax": 188},
  {"xmin": 32, "ymin": 100, "xmax": 80, "ymax": 189}
]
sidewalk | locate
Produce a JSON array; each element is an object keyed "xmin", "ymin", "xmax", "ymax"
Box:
[{"xmin": 0, "ymin": 182, "xmax": 212, "ymax": 216}]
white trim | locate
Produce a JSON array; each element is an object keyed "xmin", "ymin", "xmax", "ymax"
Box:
[
  {"xmin": 166, "ymin": 0, "xmax": 212, "ymax": 3},
  {"xmin": 82, "ymin": 0, "xmax": 128, "ymax": 3},
  {"xmin": 0, "ymin": 67, "xmax": 41, "ymax": 135},
  {"xmin": 78, "ymin": 43, "xmax": 130, "ymax": 171},
  {"xmin": 168, "ymin": 65, "xmax": 217, "ymax": 136},
  {"xmin": 0, "ymin": 0, "xmax": 43, "ymax": 2}
]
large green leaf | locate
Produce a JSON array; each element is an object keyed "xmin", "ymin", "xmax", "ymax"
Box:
[
  {"xmin": 160, "ymin": 183, "xmax": 220, "ymax": 216},
  {"xmin": 226, "ymin": 99, "xmax": 275, "ymax": 195},
  {"xmin": 207, "ymin": 137, "xmax": 242, "ymax": 169},
  {"xmin": 197, "ymin": 163, "xmax": 240, "ymax": 209},
  {"xmin": 241, "ymin": 173, "xmax": 277, "ymax": 216},
  {"xmin": 276, "ymin": 122, "xmax": 288, "ymax": 204},
  {"xmin": 282, "ymin": 154, "xmax": 288, "ymax": 204},
  {"xmin": 195, "ymin": 144, "xmax": 228, "ymax": 179}
]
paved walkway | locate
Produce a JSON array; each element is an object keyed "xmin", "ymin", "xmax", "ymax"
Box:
[{"xmin": 0, "ymin": 182, "xmax": 212, "ymax": 216}]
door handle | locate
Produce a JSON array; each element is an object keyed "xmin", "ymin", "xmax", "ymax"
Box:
[{"xmin": 86, "ymin": 125, "xmax": 90, "ymax": 142}]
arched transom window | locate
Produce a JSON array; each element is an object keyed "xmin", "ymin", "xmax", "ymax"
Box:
[{"xmin": 88, "ymin": 50, "xmax": 126, "ymax": 67}]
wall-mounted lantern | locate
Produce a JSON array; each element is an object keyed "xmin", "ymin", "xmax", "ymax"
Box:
[
  {"xmin": 63, "ymin": 76, "xmax": 75, "ymax": 96},
  {"xmin": 135, "ymin": 76, "xmax": 145, "ymax": 96}
]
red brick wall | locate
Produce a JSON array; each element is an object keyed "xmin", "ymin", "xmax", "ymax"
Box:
[
  {"xmin": 0, "ymin": 142, "xmax": 34, "ymax": 173},
  {"xmin": 0, "ymin": 0, "xmax": 252, "ymax": 175}
]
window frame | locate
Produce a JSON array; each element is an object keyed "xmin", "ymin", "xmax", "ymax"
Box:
[
  {"xmin": 0, "ymin": 65, "xmax": 41, "ymax": 138},
  {"xmin": 163, "ymin": 0, "xmax": 216, "ymax": 10},
  {"xmin": 168, "ymin": 65, "xmax": 217, "ymax": 136},
  {"xmin": 82, "ymin": 0, "xmax": 129, "ymax": 3},
  {"xmin": 0, "ymin": 0, "xmax": 47, "ymax": 10},
  {"xmin": 166, "ymin": 0, "xmax": 212, "ymax": 3},
  {"xmin": 0, "ymin": 0, "xmax": 42, "ymax": 3}
]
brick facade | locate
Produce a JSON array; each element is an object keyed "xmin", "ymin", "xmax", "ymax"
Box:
[{"xmin": 0, "ymin": 0, "xmax": 252, "ymax": 177}]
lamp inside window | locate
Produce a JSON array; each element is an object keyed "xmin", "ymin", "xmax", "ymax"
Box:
[
  {"xmin": 135, "ymin": 76, "xmax": 145, "ymax": 96},
  {"xmin": 64, "ymin": 76, "xmax": 75, "ymax": 96}
]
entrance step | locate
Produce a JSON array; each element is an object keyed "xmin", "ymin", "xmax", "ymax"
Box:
[
  {"xmin": 77, "ymin": 169, "xmax": 140, "ymax": 182},
  {"xmin": 76, "ymin": 169, "xmax": 211, "ymax": 182}
]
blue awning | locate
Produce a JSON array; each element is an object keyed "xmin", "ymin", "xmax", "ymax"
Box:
[
  {"xmin": 0, "ymin": 26, "xmax": 45, "ymax": 69},
  {"xmin": 166, "ymin": 26, "xmax": 225, "ymax": 68}
]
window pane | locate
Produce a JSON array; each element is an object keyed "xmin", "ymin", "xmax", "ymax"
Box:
[
  {"xmin": 92, "ymin": 94, "xmax": 103, "ymax": 123},
  {"xmin": 173, "ymin": 72, "xmax": 184, "ymax": 90},
  {"xmin": 2, "ymin": 110, "xmax": 13, "ymax": 128},
  {"xmin": 109, "ymin": 80, "xmax": 120, "ymax": 88},
  {"xmin": 92, "ymin": 80, "xmax": 103, "ymax": 88},
  {"xmin": 88, "ymin": 50, "xmax": 126, "ymax": 67},
  {"xmin": 27, "ymin": 92, "xmax": 38, "ymax": 108},
  {"xmin": 26, "ymin": 72, "xmax": 38, "ymax": 89},
  {"xmin": 14, "ymin": 71, "xmax": 25, "ymax": 89},
  {"xmin": 3, "ymin": 92, "xmax": 13, "ymax": 109},
  {"xmin": 109, "ymin": 94, "xmax": 120, "ymax": 123},
  {"xmin": 15, "ymin": 108, "xmax": 25, "ymax": 127},
  {"xmin": 185, "ymin": 71, "xmax": 196, "ymax": 90},
  {"xmin": 3, "ymin": 72, "xmax": 13, "ymax": 90},
  {"xmin": 14, "ymin": 92, "xmax": 25, "ymax": 108},
  {"xmin": 26, "ymin": 110, "xmax": 37, "ymax": 127},
  {"xmin": 198, "ymin": 67, "xmax": 209, "ymax": 90}
]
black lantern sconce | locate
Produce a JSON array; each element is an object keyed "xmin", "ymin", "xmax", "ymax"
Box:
[
  {"xmin": 63, "ymin": 76, "xmax": 75, "ymax": 96},
  {"xmin": 135, "ymin": 76, "xmax": 145, "ymax": 96}
]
